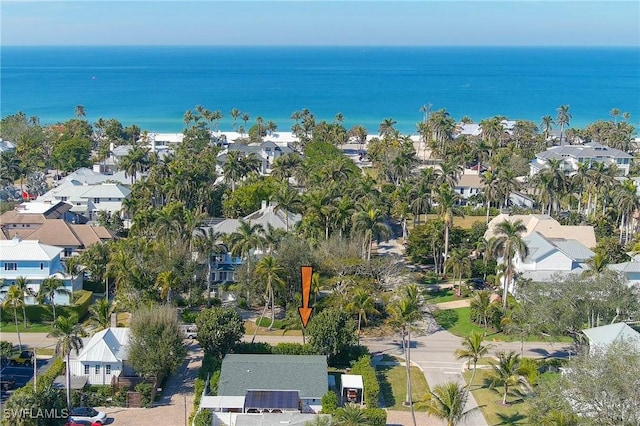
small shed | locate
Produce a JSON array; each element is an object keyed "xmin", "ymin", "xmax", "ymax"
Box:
[{"xmin": 340, "ymin": 374, "xmax": 364, "ymax": 405}]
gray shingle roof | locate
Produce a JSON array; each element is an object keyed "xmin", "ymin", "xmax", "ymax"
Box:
[
  {"xmin": 218, "ymin": 354, "xmax": 327, "ymax": 399},
  {"xmin": 536, "ymin": 142, "xmax": 633, "ymax": 160}
]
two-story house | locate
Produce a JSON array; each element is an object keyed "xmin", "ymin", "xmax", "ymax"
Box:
[
  {"xmin": 217, "ymin": 141, "xmax": 295, "ymax": 175},
  {"xmin": 0, "ymin": 238, "xmax": 81, "ymax": 305},
  {"xmin": 529, "ymin": 142, "xmax": 633, "ymax": 177}
]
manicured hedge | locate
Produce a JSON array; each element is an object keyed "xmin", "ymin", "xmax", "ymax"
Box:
[
  {"xmin": 350, "ymin": 355, "xmax": 380, "ymax": 408},
  {"xmin": 364, "ymin": 408, "xmax": 387, "ymax": 426}
]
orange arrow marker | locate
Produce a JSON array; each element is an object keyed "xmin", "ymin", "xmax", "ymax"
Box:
[{"xmin": 298, "ymin": 266, "xmax": 313, "ymax": 327}]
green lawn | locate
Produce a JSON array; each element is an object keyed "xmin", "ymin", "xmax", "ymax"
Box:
[
  {"xmin": 376, "ymin": 364, "xmax": 429, "ymax": 411},
  {"xmin": 435, "ymin": 307, "xmax": 573, "ymax": 343},
  {"xmin": 0, "ymin": 321, "xmax": 53, "ymax": 333},
  {"xmin": 424, "ymin": 287, "xmax": 472, "ymax": 304},
  {"xmin": 463, "ymin": 370, "xmax": 531, "ymax": 425}
]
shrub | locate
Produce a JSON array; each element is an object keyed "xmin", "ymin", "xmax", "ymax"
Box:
[
  {"xmin": 365, "ymin": 408, "xmax": 387, "ymax": 426},
  {"xmin": 180, "ymin": 309, "xmax": 199, "ymax": 324},
  {"xmin": 135, "ymin": 382, "xmax": 154, "ymax": 407},
  {"xmin": 272, "ymin": 343, "xmax": 316, "ymax": 355},
  {"xmin": 350, "ymin": 355, "xmax": 379, "ymax": 408},
  {"xmin": 321, "ymin": 390, "xmax": 338, "ymax": 414},
  {"xmin": 193, "ymin": 409, "xmax": 213, "ymax": 426},
  {"xmin": 433, "ymin": 309, "xmax": 458, "ymax": 329},
  {"xmin": 233, "ymin": 342, "xmax": 273, "ymax": 354}
]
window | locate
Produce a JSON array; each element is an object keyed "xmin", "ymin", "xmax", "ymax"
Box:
[
  {"xmin": 106, "ymin": 365, "xmax": 111, "ymax": 375},
  {"xmin": 95, "ymin": 364, "xmax": 100, "ymax": 374},
  {"xmin": 84, "ymin": 365, "xmax": 90, "ymax": 375},
  {"xmin": 4, "ymin": 263, "xmax": 17, "ymax": 271},
  {"xmin": 64, "ymin": 248, "xmax": 73, "ymax": 257},
  {"xmin": 40, "ymin": 263, "xmax": 44, "ymax": 270},
  {"xmin": 61, "ymin": 197, "xmax": 67, "ymax": 201},
  {"xmin": 93, "ymin": 198, "xmax": 100, "ymax": 204}
]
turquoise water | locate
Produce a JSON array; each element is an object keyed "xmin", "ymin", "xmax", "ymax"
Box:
[{"xmin": 1, "ymin": 46, "xmax": 639, "ymax": 134}]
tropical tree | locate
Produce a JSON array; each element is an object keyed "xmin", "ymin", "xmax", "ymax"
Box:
[
  {"xmin": 488, "ymin": 219, "xmax": 528, "ymax": 312},
  {"xmin": 2, "ymin": 285, "xmax": 24, "ymax": 351},
  {"xmin": 489, "ymin": 351, "xmax": 531, "ymax": 405},
  {"xmin": 74, "ymin": 105, "xmax": 86, "ymax": 118},
  {"xmin": 15, "ymin": 276, "xmax": 30, "ymax": 328},
  {"xmin": 352, "ymin": 203, "xmax": 391, "ymax": 261},
  {"xmin": 253, "ymin": 255, "xmax": 286, "ymax": 337},
  {"xmin": 88, "ymin": 298, "xmax": 116, "ymax": 332},
  {"xmin": 387, "ymin": 284, "xmax": 423, "ymax": 426},
  {"xmin": 540, "ymin": 115, "xmax": 554, "ymax": 141},
  {"xmin": 334, "ymin": 402, "xmax": 371, "ymax": 426},
  {"xmin": 346, "ymin": 288, "xmax": 380, "ymax": 346},
  {"xmin": 418, "ymin": 382, "xmax": 469, "ymax": 426},
  {"xmin": 50, "ymin": 314, "xmax": 84, "ymax": 408},
  {"xmin": 38, "ymin": 277, "xmax": 71, "ymax": 322},
  {"xmin": 445, "ymin": 248, "xmax": 471, "ymax": 295},
  {"xmin": 272, "ymin": 184, "xmax": 303, "ymax": 232},
  {"xmin": 227, "ymin": 220, "xmax": 264, "ymax": 267},
  {"xmin": 454, "ymin": 330, "xmax": 492, "ymax": 388},
  {"xmin": 435, "ymin": 183, "xmax": 463, "ymax": 273},
  {"xmin": 469, "ymin": 290, "xmax": 496, "ymax": 328},
  {"xmin": 155, "ymin": 270, "xmax": 180, "ymax": 304},
  {"xmin": 194, "ymin": 227, "xmax": 227, "ymax": 307},
  {"xmin": 556, "ymin": 105, "xmax": 572, "ymax": 144}
]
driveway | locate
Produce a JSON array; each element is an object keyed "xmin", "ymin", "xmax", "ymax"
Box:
[{"xmin": 97, "ymin": 340, "xmax": 203, "ymax": 426}]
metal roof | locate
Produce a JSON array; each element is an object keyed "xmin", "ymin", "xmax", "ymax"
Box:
[{"xmin": 582, "ymin": 323, "xmax": 640, "ymax": 350}]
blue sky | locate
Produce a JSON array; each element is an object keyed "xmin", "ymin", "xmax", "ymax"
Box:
[{"xmin": 2, "ymin": 1, "xmax": 639, "ymax": 46}]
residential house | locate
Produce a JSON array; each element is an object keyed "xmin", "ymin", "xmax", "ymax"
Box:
[
  {"xmin": 68, "ymin": 327, "xmax": 134, "ymax": 385},
  {"xmin": 511, "ymin": 231, "xmax": 595, "ymax": 284},
  {"xmin": 214, "ymin": 201, "xmax": 302, "ymax": 236},
  {"xmin": 1, "ymin": 219, "xmax": 113, "ymax": 258},
  {"xmin": 609, "ymin": 256, "xmax": 640, "ymax": 287},
  {"xmin": 0, "ymin": 201, "xmax": 79, "ymax": 230},
  {"xmin": 217, "ymin": 141, "xmax": 295, "ymax": 175},
  {"xmin": 582, "ymin": 322, "xmax": 640, "ymax": 352},
  {"xmin": 485, "ymin": 214, "xmax": 597, "ymax": 249},
  {"xmin": 198, "ymin": 354, "xmax": 328, "ymax": 425},
  {"xmin": 0, "ymin": 139, "xmax": 16, "ymax": 153},
  {"xmin": 455, "ymin": 172, "xmax": 484, "ymax": 200},
  {"xmin": 37, "ymin": 181, "xmax": 131, "ymax": 222},
  {"xmin": 0, "ymin": 238, "xmax": 81, "ymax": 305},
  {"xmin": 529, "ymin": 142, "xmax": 633, "ymax": 177}
]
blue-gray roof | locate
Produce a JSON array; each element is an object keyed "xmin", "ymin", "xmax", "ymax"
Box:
[{"xmin": 218, "ymin": 354, "xmax": 328, "ymax": 399}]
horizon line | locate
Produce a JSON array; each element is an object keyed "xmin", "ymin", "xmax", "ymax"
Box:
[{"xmin": 3, "ymin": 44, "xmax": 639, "ymax": 49}]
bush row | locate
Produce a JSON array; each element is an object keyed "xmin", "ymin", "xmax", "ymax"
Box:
[{"xmin": 349, "ymin": 355, "xmax": 380, "ymax": 409}]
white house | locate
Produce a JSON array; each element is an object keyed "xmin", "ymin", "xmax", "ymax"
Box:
[
  {"xmin": 217, "ymin": 141, "xmax": 296, "ymax": 175},
  {"xmin": 214, "ymin": 201, "xmax": 302, "ymax": 235},
  {"xmin": 0, "ymin": 238, "xmax": 81, "ymax": 305},
  {"xmin": 37, "ymin": 181, "xmax": 131, "ymax": 222},
  {"xmin": 512, "ymin": 231, "xmax": 595, "ymax": 284},
  {"xmin": 529, "ymin": 142, "xmax": 633, "ymax": 177},
  {"xmin": 198, "ymin": 354, "xmax": 328, "ymax": 425},
  {"xmin": 68, "ymin": 327, "xmax": 133, "ymax": 386},
  {"xmin": 582, "ymin": 322, "xmax": 640, "ymax": 352},
  {"xmin": 455, "ymin": 172, "xmax": 484, "ymax": 200}
]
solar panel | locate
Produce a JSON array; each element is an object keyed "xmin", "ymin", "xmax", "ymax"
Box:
[{"xmin": 244, "ymin": 390, "xmax": 299, "ymax": 411}]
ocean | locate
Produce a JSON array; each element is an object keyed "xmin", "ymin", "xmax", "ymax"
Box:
[{"xmin": 1, "ymin": 46, "xmax": 639, "ymax": 134}]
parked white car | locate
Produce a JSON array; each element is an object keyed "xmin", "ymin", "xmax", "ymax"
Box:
[{"xmin": 68, "ymin": 407, "xmax": 107, "ymax": 424}]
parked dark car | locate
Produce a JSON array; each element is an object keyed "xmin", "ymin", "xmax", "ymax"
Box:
[
  {"xmin": 10, "ymin": 351, "xmax": 33, "ymax": 366},
  {"xmin": 466, "ymin": 278, "xmax": 487, "ymax": 290},
  {"xmin": 1, "ymin": 375, "xmax": 16, "ymax": 390}
]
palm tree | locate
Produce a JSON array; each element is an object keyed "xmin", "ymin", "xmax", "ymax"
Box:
[
  {"xmin": 335, "ymin": 403, "xmax": 371, "ymax": 426},
  {"xmin": 378, "ymin": 117, "xmax": 397, "ymax": 139},
  {"xmin": 445, "ymin": 248, "xmax": 471, "ymax": 296},
  {"xmin": 194, "ymin": 227, "xmax": 227, "ymax": 307},
  {"xmin": 2, "ymin": 285, "xmax": 24, "ymax": 351},
  {"xmin": 253, "ymin": 255, "xmax": 286, "ymax": 337},
  {"xmin": 272, "ymin": 185, "xmax": 303, "ymax": 232},
  {"xmin": 15, "ymin": 276, "xmax": 30, "ymax": 328},
  {"xmin": 469, "ymin": 290, "xmax": 495, "ymax": 329},
  {"xmin": 614, "ymin": 179, "xmax": 640, "ymax": 244},
  {"xmin": 50, "ymin": 314, "xmax": 84, "ymax": 409},
  {"xmin": 387, "ymin": 284, "xmax": 423, "ymax": 426},
  {"xmin": 155, "ymin": 270, "xmax": 180, "ymax": 303},
  {"xmin": 481, "ymin": 170, "xmax": 500, "ymax": 223},
  {"xmin": 540, "ymin": 115, "xmax": 554, "ymax": 141},
  {"xmin": 488, "ymin": 219, "xmax": 529, "ymax": 312},
  {"xmin": 352, "ymin": 203, "xmax": 391, "ymax": 261},
  {"xmin": 582, "ymin": 253, "xmax": 610, "ymax": 279},
  {"xmin": 455, "ymin": 331, "xmax": 492, "ymax": 388},
  {"xmin": 229, "ymin": 108, "xmax": 241, "ymax": 130},
  {"xmin": 346, "ymin": 288, "xmax": 380, "ymax": 346},
  {"xmin": 38, "ymin": 277, "xmax": 71, "ymax": 323},
  {"xmin": 417, "ymin": 382, "xmax": 469, "ymax": 426},
  {"xmin": 556, "ymin": 105, "xmax": 572, "ymax": 144},
  {"xmin": 435, "ymin": 184, "xmax": 463, "ymax": 274},
  {"xmin": 74, "ymin": 105, "xmax": 86, "ymax": 118},
  {"xmin": 88, "ymin": 298, "xmax": 116, "ymax": 332},
  {"xmin": 489, "ymin": 351, "xmax": 531, "ymax": 405}
]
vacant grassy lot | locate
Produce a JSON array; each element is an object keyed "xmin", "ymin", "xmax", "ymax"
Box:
[
  {"xmin": 424, "ymin": 214, "xmax": 487, "ymax": 229},
  {"xmin": 435, "ymin": 307, "xmax": 573, "ymax": 343},
  {"xmin": 0, "ymin": 321, "xmax": 53, "ymax": 333},
  {"xmin": 463, "ymin": 370, "xmax": 531, "ymax": 425},
  {"xmin": 243, "ymin": 320, "xmax": 303, "ymax": 336},
  {"xmin": 376, "ymin": 364, "xmax": 429, "ymax": 411}
]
